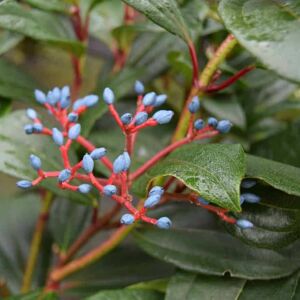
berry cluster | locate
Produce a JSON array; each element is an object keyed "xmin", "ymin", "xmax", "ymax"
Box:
[{"xmin": 16, "ymin": 81, "xmax": 254, "ymax": 230}]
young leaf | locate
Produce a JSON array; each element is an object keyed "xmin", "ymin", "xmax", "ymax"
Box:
[
  {"xmin": 134, "ymin": 227, "xmax": 300, "ymax": 280},
  {"xmin": 246, "ymin": 155, "xmax": 300, "ymax": 197},
  {"xmin": 218, "ymin": 0, "xmax": 300, "ymax": 83},
  {"xmin": 121, "ymin": 0, "xmax": 191, "ymax": 43},
  {"xmin": 134, "ymin": 144, "xmax": 246, "ymax": 212}
]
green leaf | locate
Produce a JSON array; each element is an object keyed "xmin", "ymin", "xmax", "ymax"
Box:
[
  {"xmin": 166, "ymin": 271, "xmax": 245, "ymax": 300},
  {"xmin": 63, "ymin": 246, "xmax": 174, "ymax": 298},
  {"xmin": 0, "ymin": 31, "xmax": 23, "ymax": 55},
  {"xmin": 0, "ymin": 1, "xmax": 84, "ymax": 55},
  {"xmin": 134, "ymin": 227, "xmax": 300, "ymax": 279},
  {"xmin": 246, "ymin": 154, "xmax": 300, "ymax": 197},
  {"xmin": 134, "ymin": 144, "xmax": 245, "ymax": 212},
  {"xmin": 0, "ymin": 110, "xmax": 90, "ymax": 204},
  {"xmin": 0, "ymin": 97, "xmax": 12, "ymax": 117},
  {"xmin": 251, "ymin": 121, "xmax": 300, "ymax": 168},
  {"xmin": 0, "ymin": 58, "xmax": 38, "ymax": 103},
  {"xmin": 121, "ymin": 0, "xmax": 191, "ymax": 43},
  {"xmin": 218, "ymin": 0, "xmax": 300, "ymax": 83},
  {"xmin": 128, "ymin": 279, "xmax": 169, "ymax": 293},
  {"xmin": 85, "ymin": 289, "xmax": 163, "ymax": 300},
  {"xmin": 23, "ymin": 0, "xmax": 70, "ymax": 13}
]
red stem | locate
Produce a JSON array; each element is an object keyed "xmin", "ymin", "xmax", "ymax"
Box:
[{"xmin": 188, "ymin": 41, "xmax": 200, "ymax": 89}]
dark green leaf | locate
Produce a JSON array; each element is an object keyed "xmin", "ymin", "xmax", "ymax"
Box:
[
  {"xmin": 134, "ymin": 227, "xmax": 300, "ymax": 279},
  {"xmin": 0, "ymin": 110, "xmax": 90, "ymax": 204},
  {"xmin": 0, "ymin": 97, "xmax": 12, "ymax": 117},
  {"xmin": 23, "ymin": 0, "xmax": 70, "ymax": 13},
  {"xmin": 246, "ymin": 154, "xmax": 300, "ymax": 197},
  {"xmin": 134, "ymin": 144, "xmax": 245, "ymax": 211},
  {"xmin": 0, "ymin": 31, "xmax": 23, "ymax": 55},
  {"xmin": 251, "ymin": 121, "xmax": 300, "ymax": 168},
  {"xmin": 128, "ymin": 279, "xmax": 169, "ymax": 293},
  {"xmin": 0, "ymin": 1, "xmax": 84, "ymax": 55},
  {"xmin": 86, "ymin": 289, "xmax": 163, "ymax": 300},
  {"xmin": 218, "ymin": 0, "xmax": 300, "ymax": 83},
  {"xmin": 121, "ymin": 0, "xmax": 191, "ymax": 43},
  {"xmin": 166, "ymin": 271, "xmax": 245, "ymax": 300}
]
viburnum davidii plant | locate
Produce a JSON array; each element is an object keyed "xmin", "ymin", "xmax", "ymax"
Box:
[{"xmin": 0, "ymin": 0, "xmax": 300, "ymax": 299}]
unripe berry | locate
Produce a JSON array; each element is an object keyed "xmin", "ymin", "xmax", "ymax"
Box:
[
  {"xmin": 149, "ymin": 186, "xmax": 164, "ymax": 196},
  {"xmin": 73, "ymin": 99, "xmax": 86, "ymax": 111},
  {"xmin": 134, "ymin": 80, "xmax": 144, "ymax": 95},
  {"xmin": 68, "ymin": 124, "xmax": 81, "ymax": 140},
  {"xmin": 24, "ymin": 124, "xmax": 34, "ymax": 134},
  {"xmin": 34, "ymin": 89, "xmax": 46, "ymax": 104},
  {"xmin": 188, "ymin": 96, "xmax": 200, "ymax": 113},
  {"xmin": 236, "ymin": 219, "xmax": 254, "ymax": 229},
  {"xmin": 156, "ymin": 217, "xmax": 172, "ymax": 229},
  {"xmin": 241, "ymin": 179, "xmax": 256, "ymax": 189},
  {"xmin": 113, "ymin": 152, "xmax": 131, "ymax": 173},
  {"xmin": 103, "ymin": 87, "xmax": 114, "ymax": 104},
  {"xmin": 78, "ymin": 184, "xmax": 92, "ymax": 194},
  {"xmin": 26, "ymin": 108, "xmax": 37, "ymax": 120},
  {"xmin": 58, "ymin": 169, "xmax": 71, "ymax": 182},
  {"xmin": 240, "ymin": 193, "xmax": 260, "ymax": 204},
  {"xmin": 216, "ymin": 120, "xmax": 232, "ymax": 134},
  {"xmin": 82, "ymin": 154, "xmax": 94, "ymax": 173},
  {"xmin": 17, "ymin": 180, "xmax": 32, "ymax": 189},
  {"xmin": 32, "ymin": 124, "xmax": 43, "ymax": 133},
  {"xmin": 68, "ymin": 112, "xmax": 78, "ymax": 123},
  {"xmin": 194, "ymin": 119, "xmax": 205, "ymax": 130},
  {"xmin": 84, "ymin": 95, "xmax": 98, "ymax": 107},
  {"xmin": 103, "ymin": 185, "xmax": 117, "ymax": 196},
  {"xmin": 154, "ymin": 94, "xmax": 167, "ymax": 107},
  {"xmin": 90, "ymin": 148, "xmax": 107, "ymax": 160},
  {"xmin": 121, "ymin": 113, "xmax": 132, "ymax": 125},
  {"xmin": 153, "ymin": 110, "xmax": 174, "ymax": 124},
  {"xmin": 142, "ymin": 92, "xmax": 156, "ymax": 106},
  {"xmin": 120, "ymin": 213, "xmax": 135, "ymax": 225},
  {"xmin": 208, "ymin": 117, "xmax": 218, "ymax": 128},
  {"xmin": 135, "ymin": 112, "xmax": 148, "ymax": 125},
  {"xmin": 29, "ymin": 154, "xmax": 41, "ymax": 170},
  {"xmin": 52, "ymin": 128, "xmax": 64, "ymax": 146},
  {"xmin": 144, "ymin": 194, "xmax": 161, "ymax": 208}
]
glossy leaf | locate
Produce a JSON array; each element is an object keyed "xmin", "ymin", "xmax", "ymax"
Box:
[
  {"xmin": 166, "ymin": 271, "xmax": 245, "ymax": 300},
  {"xmin": 219, "ymin": 0, "xmax": 300, "ymax": 83},
  {"xmin": 134, "ymin": 227, "xmax": 300, "ymax": 279},
  {"xmin": 134, "ymin": 144, "xmax": 246, "ymax": 211},
  {"xmin": 0, "ymin": 1, "xmax": 84, "ymax": 55},
  {"xmin": 246, "ymin": 154, "xmax": 300, "ymax": 197},
  {"xmin": 86, "ymin": 289, "xmax": 163, "ymax": 300},
  {"xmin": 121, "ymin": 0, "xmax": 191, "ymax": 43}
]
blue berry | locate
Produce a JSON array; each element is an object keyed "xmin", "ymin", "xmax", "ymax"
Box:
[
  {"xmin": 121, "ymin": 113, "xmax": 132, "ymax": 125},
  {"xmin": 78, "ymin": 184, "xmax": 92, "ymax": 194},
  {"xmin": 216, "ymin": 120, "xmax": 232, "ymax": 134},
  {"xmin": 194, "ymin": 119, "xmax": 205, "ymax": 130},
  {"xmin": 82, "ymin": 154, "xmax": 94, "ymax": 173},
  {"xmin": 103, "ymin": 185, "xmax": 117, "ymax": 196},
  {"xmin": 60, "ymin": 95, "xmax": 70, "ymax": 109},
  {"xmin": 149, "ymin": 186, "xmax": 164, "ymax": 196},
  {"xmin": 103, "ymin": 87, "xmax": 114, "ymax": 104},
  {"xmin": 240, "ymin": 193, "xmax": 260, "ymax": 204},
  {"xmin": 144, "ymin": 194, "xmax": 161, "ymax": 208},
  {"xmin": 153, "ymin": 110, "xmax": 174, "ymax": 124},
  {"xmin": 34, "ymin": 89, "xmax": 46, "ymax": 104},
  {"xmin": 241, "ymin": 179, "xmax": 256, "ymax": 189},
  {"xmin": 156, "ymin": 217, "xmax": 172, "ymax": 229},
  {"xmin": 208, "ymin": 117, "xmax": 218, "ymax": 127},
  {"xmin": 197, "ymin": 197, "xmax": 209, "ymax": 205},
  {"xmin": 32, "ymin": 124, "xmax": 43, "ymax": 133},
  {"xmin": 134, "ymin": 80, "xmax": 144, "ymax": 95},
  {"xmin": 154, "ymin": 94, "xmax": 167, "ymax": 107},
  {"xmin": 52, "ymin": 87, "xmax": 61, "ymax": 103},
  {"xmin": 113, "ymin": 152, "xmax": 131, "ymax": 173},
  {"xmin": 68, "ymin": 112, "xmax": 78, "ymax": 123},
  {"xmin": 24, "ymin": 124, "xmax": 34, "ymax": 134},
  {"xmin": 29, "ymin": 154, "xmax": 41, "ymax": 170},
  {"xmin": 142, "ymin": 92, "xmax": 156, "ymax": 106},
  {"xmin": 17, "ymin": 180, "xmax": 32, "ymax": 189},
  {"xmin": 84, "ymin": 95, "xmax": 98, "ymax": 107},
  {"xmin": 188, "ymin": 96, "xmax": 200, "ymax": 113},
  {"xmin": 61, "ymin": 86, "xmax": 70, "ymax": 99},
  {"xmin": 73, "ymin": 99, "xmax": 86, "ymax": 111},
  {"xmin": 236, "ymin": 219, "xmax": 254, "ymax": 229},
  {"xmin": 26, "ymin": 108, "xmax": 37, "ymax": 120},
  {"xmin": 90, "ymin": 148, "xmax": 107, "ymax": 160},
  {"xmin": 68, "ymin": 124, "xmax": 81, "ymax": 140},
  {"xmin": 120, "ymin": 213, "xmax": 135, "ymax": 225},
  {"xmin": 52, "ymin": 128, "xmax": 64, "ymax": 146},
  {"xmin": 135, "ymin": 112, "xmax": 148, "ymax": 125},
  {"xmin": 58, "ymin": 169, "xmax": 71, "ymax": 183}
]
